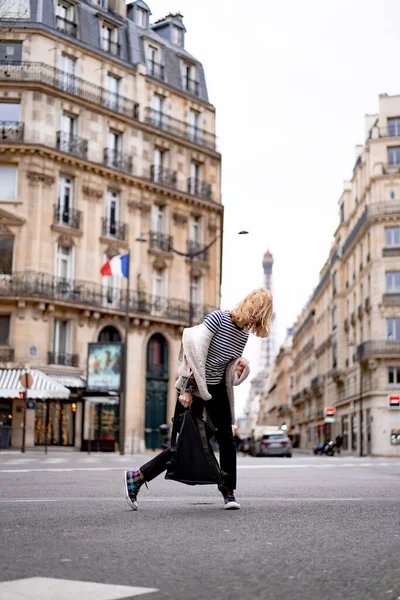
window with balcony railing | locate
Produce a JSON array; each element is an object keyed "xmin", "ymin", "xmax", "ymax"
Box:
[{"xmin": 0, "ymin": 238, "xmax": 13, "ymax": 275}]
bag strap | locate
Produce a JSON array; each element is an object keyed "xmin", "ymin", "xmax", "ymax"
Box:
[
  {"xmin": 170, "ymin": 399, "xmax": 185, "ymax": 452},
  {"xmin": 195, "ymin": 414, "xmax": 225, "ymax": 486}
]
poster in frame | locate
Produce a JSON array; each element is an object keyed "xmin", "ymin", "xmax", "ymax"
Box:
[{"xmin": 87, "ymin": 342, "xmax": 123, "ymax": 392}]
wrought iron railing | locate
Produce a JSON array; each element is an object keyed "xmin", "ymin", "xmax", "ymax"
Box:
[
  {"xmin": 0, "ymin": 62, "xmax": 139, "ymax": 120},
  {"xmin": 0, "ymin": 271, "xmax": 216, "ymax": 325},
  {"xmin": 187, "ymin": 177, "xmax": 213, "ymax": 200},
  {"xmin": 53, "ymin": 204, "xmax": 81, "ymax": 229},
  {"xmin": 150, "ymin": 165, "xmax": 177, "ymax": 188},
  {"xmin": 101, "ymin": 218, "xmax": 127, "ymax": 241},
  {"xmin": 144, "ymin": 108, "xmax": 217, "ymax": 151},
  {"xmin": 56, "ymin": 16, "xmax": 77, "ymax": 37},
  {"xmin": 56, "ymin": 131, "xmax": 88, "ymax": 159},
  {"xmin": 146, "ymin": 60, "xmax": 164, "ymax": 80},
  {"xmin": 0, "ymin": 121, "xmax": 24, "ymax": 141},
  {"xmin": 0, "ymin": 348, "xmax": 14, "ymax": 362},
  {"xmin": 358, "ymin": 340, "xmax": 400, "ymax": 359},
  {"xmin": 103, "ymin": 148, "xmax": 133, "ymax": 174},
  {"xmin": 48, "ymin": 351, "xmax": 79, "ymax": 367},
  {"xmin": 188, "ymin": 240, "xmax": 208, "ymax": 261},
  {"xmin": 149, "ymin": 231, "xmax": 172, "ymax": 252}
]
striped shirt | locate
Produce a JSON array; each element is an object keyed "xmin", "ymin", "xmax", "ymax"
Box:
[{"xmin": 203, "ymin": 310, "xmax": 249, "ymax": 384}]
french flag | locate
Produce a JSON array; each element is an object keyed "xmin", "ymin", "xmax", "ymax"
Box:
[{"xmin": 100, "ymin": 254, "xmax": 129, "ymax": 278}]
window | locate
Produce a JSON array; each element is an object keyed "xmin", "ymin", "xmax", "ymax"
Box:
[
  {"xmin": 191, "ymin": 276, "xmax": 204, "ymax": 306},
  {"xmin": 0, "ymin": 239, "xmax": 14, "ymax": 275},
  {"xmin": 136, "ymin": 6, "xmax": 147, "ymax": 28},
  {"xmin": 332, "ymin": 271, "xmax": 337, "ymax": 295},
  {"xmin": 0, "ymin": 41, "xmax": 23, "ymax": 61},
  {"xmin": 152, "ymin": 204, "xmax": 167, "ymax": 234},
  {"xmin": 332, "ymin": 341, "xmax": 337, "ymax": 369},
  {"xmin": 189, "ymin": 161, "xmax": 202, "ymax": 195},
  {"xmin": 152, "ymin": 148, "xmax": 166, "ymax": 182},
  {"xmin": 386, "ymin": 272, "xmax": 400, "ymax": 293},
  {"xmin": 151, "ymin": 94, "xmax": 166, "ymax": 127},
  {"xmin": 53, "ymin": 319, "xmax": 71, "ymax": 355},
  {"xmin": 388, "ymin": 118, "xmax": 400, "ymax": 137},
  {"xmin": 388, "ymin": 318, "xmax": 400, "ymax": 341},
  {"xmin": 388, "ymin": 367, "xmax": 400, "ymax": 385},
  {"xmin": 105, "ymin": 73, "xmax": 120, "ymax": 110},
  {"xmin": 147, "ymin": 45, "xmax": 163, "ymax": 79},
  {"xmin": 106, "ymin": 131, "xmax": 123, "ymax": 169},
  {"xmin": 181, "ymin": 63, "xmax": 197, "ymax": 94},
  {"xmin": 172, "ymin": 25, "xmax": 183, "ymax": 46},
  {"xmin": 332, "ymin": 306, "xmax": 337, "ymax": 330},
  {"xmin": 102, "ymin": 256, "xmax": 121, "ymax": 307},
  {"xmin": 60, "ymin": 54, "xmax": 76, "ymax": 93},
  {"xmin": 55, "ymin": 245, "xmax": 74, "ymax": 280},
  {"xmin": 56, "ymin": 0, "xmax": 75, "ymax": 33},
  {"xmin": 385, "ymin": 227, "xmax": 400, "ymax": 247},
  {"xmin": 0, "ymin": 316, "xmax": 10, "ymax": 345},
  {"xmin": 189, "ymin": 215, "xmax": 203, "ymax": 244},
  {"xmin": 188, "ymin": 109, "xmax": 202, "ymax": 143},
  {"xmin": 59, "ymin": 111, "xmax": 77, "ymax": 140},
  {"xmin": 98, "ymin": 326, "xmax": 121, "ymax": 342},
  {"xmin": 0, "ymin": 103, "xmax": 20, "ymax": 122},
  {"xmin": 101, "ymin": 22, "xmax": 119, "ymax": 55},
  {"xmin": 0, "ymin": 165, "xmax": 17, "ymax": 201},
  {"xmin": 57, "ymin": 176, "xmax": 74, "ymax": 226},
  {"xmin": 388, "ymin": 147, "xmax": 400, "ymax": 166},
  {"xmin": 0, "ymin": 0, "xmax": 30, "ymax": 19},
  {"xmin": 152, "ymin": 268, "xmax": 167, "ymax": 299},
  {"xmin": 105, "ymin": 189, "xmax": 120, "ymax": 236}
]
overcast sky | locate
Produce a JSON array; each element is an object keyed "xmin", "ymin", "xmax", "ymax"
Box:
[{"xmin": 149, "ymin": 0, "xmax": 400, "ymax": 414}]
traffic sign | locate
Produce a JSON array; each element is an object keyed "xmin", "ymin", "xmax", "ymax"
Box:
[
  {"xmin": 388, "ymin": 395, "xmax": 400, "ymax": 410},
  {"xmin": 324, "ymin": 406, "xmax": 336, "ymax": 423},
  {"xmin": 20, "ymin": 372, "xmax": 34, "ymax": 389}
]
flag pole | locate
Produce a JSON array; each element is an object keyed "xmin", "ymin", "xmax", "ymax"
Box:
[{"xmin": 120, "ymin": 249, "xmax": 130, "ymax": 456}]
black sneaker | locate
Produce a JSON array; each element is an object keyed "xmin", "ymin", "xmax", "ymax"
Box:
[{"xmin": 223, "ymin": 492, "xmax": 241, "ymax": 510}]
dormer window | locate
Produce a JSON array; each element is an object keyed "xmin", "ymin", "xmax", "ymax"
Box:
[
  {"xmin": 146, "ymin": 45, "xmax": 164, "ymax": 80},
  {"xmin": 136, "ymin": 6, "xmax": 147, "ymax": 27},
  {"xmin": 101, "ymin": 21, "xmax": 120, "ymax": 56},
  {"xmin": 172, "ymin": 25, "xmax": 183, "ymax": 46},
  {"xmin": 56, "ymin": 1, "xmax": 77, "ymax": 37},
  {"xmin": 181, "ymin": 62, "xmax": 198, "ymax": 96}
]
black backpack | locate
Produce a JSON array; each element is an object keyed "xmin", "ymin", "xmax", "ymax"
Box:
[{"xmin": 165, "ymin": 406, "xmax": 226, "ymax": 487}]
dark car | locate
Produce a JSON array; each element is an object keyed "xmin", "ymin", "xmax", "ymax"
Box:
[{"xmin": 256, "ymin": 432, "xmax": 293, "ymax": 457}]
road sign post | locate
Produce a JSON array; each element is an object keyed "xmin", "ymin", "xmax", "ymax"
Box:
[{"xmin": 19, "ymin": 372, "xmax": 34, "ymax": 454}]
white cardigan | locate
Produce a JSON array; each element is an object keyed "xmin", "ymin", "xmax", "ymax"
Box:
[{"xmin": 175, "ymin": 323, "xmax": 250, "ymax": 425}]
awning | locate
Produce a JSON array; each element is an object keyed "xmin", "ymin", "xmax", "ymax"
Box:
[
  {"xmin": 44, "ymin": 373, "xmax": 86, "ymax": 389},
  {"xmin": 0, "ymin": 369, "xmax": 71, "ymax": 399},
  {"xmin": 82, "ymin": 396, "xmax": 119, "ymax": 405}
]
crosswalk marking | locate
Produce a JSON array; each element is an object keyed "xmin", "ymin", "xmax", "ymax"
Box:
[{"xmin": 0, "ymin": 577, "xmax": 158, "ymax": 600}]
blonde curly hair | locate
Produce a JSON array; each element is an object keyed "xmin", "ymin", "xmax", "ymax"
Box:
[{"xmin": 230, "ymin": 288, "xmax": 273, "ymax": 338}]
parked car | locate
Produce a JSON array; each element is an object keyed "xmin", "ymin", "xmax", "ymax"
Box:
[{"xmin": 256, "ymin": 432, "xmax": 293, "ymax": 457}]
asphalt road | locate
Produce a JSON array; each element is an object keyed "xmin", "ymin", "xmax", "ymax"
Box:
[{"xmin": 1, "ymin": 451, "xmax": 400, "ymax": 600}]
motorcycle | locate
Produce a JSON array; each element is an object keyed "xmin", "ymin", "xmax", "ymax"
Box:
[{"xmin": 313, "ymin": 440, "xmax": 335, "ymax": 456}]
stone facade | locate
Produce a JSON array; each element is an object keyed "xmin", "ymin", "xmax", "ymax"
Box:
[
  {"xmin": 259, "ymin": 93, "xmax": 400, "ymax": 456},
  {"xmin": 0, "ymin": 2, "xmax": 222, "ymax": 451}
]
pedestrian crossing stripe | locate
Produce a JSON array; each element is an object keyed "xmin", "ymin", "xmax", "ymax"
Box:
[{"xmin": 0, "ymin": 577, "xmax": 158, "ymax": 599}]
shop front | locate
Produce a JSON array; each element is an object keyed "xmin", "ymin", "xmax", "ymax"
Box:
[{"xmin": 81, "ymin": 396, "xmax": 119, "ymax": 452}]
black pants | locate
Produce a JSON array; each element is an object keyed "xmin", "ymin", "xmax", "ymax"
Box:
[{"xmin": 140, "ymin": 379, "xmax": 237, "ymax": 492}]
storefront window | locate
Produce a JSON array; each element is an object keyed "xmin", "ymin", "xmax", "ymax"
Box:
[
  {"xmin": 35, "ymin": 401, "xmax": 75, "ymax": 446},
  {"xmin": 341, "ymin": 416, "xmax": 349, "ymax": 450}
]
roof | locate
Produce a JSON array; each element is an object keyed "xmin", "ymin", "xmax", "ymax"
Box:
[{"xmin": 0, "ymin": 369, "xmax": 71, "ymax": 399}]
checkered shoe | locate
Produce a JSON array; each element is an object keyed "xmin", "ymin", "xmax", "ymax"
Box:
[{"xmin": 124, "ymin": 471, "xmax": 145, "ymax": 511}]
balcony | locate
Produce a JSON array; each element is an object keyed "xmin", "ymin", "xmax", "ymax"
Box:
[
  {"xmin": 187, "ymin": 177, "xmax": 213, "ymax": 201},
  {"xmin": 358, "ymin": 340, "xmax": 400, "ymax": 359},
  {"xmin": 53, "ymin": 204, "xmax": 81, "ymax": 230},
  {"xmin": 149, "ymin": 231, "xmax": 172, "ymax": 252},
  {"xmin": 0, "ymin": 348, "xmax": 14, "ymax": 362},
  {"xmin": 0, "ymin": 121, "xmax": 24, "ymax": 141},
  {"xmin": 144, "ymin": 108, "xmax": 217, "ymax": 151},
  {"xmin": 357, "ymin": 304, "xmax": 363, "ymax": 318},
  {"xmin": 48, "ymin": 351, "xmax": 79, "ymax": 367},
  {"xmin": 102, "ymin": 218, "xmax": 127, "ymax": 241},
  {"xmin": 183, "ymin": 77, "xmax": 199, "ymax": 96},
  {"xmin": 188, "ymin": 240, "xmax": 208, "ymax": 261},
  {"xmin": 56, "ymin": 131, "xmax": 88, "ymax": 159},
  {"xmin": 365, "ymin": 297, "xmax": 371, "ymax": 312},
  {"xmin": 150, "ymin": 165, "xmax": 177, "ymax": 188},
  {"xmin": 0, "ymin": 272, "xmax": 217, "ymax": 326},
  {"xmin": 378, "ymin": 127, "xmax": 400, "ymax": 138},
  {"xmin": 103, "ymin": 148, "xmax": 133, "ymax": 174},
  {"xmin": 56, "ymin": 16, "xmax": 77, "ymax": 37},
  {"xmin": 344, "ymin": 319, "xmax": 349, "ymax": 331},
  {"xmin": 0, "ymin": 62, "xmax": 139, "ymax": 120},
  {"xmin": 101, "ymin": 39, "xmax": 120, "ymax": 57},
  {"xmin": 146, "ymin": 60, "xmax": 164, "ymax": 81},
  {"xmin": 351, "ymin": 312, "xmax": 356, "ymax": 325}
]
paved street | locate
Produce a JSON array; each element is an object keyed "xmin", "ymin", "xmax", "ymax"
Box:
[{"xmin": 1, "ymin": 451, "xmax": 400, "ymax": 600}]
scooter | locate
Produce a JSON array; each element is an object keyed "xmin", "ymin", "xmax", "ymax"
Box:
[{"xmin": 313, "ymin": 441, "xmax": 335, "ymax": 456}]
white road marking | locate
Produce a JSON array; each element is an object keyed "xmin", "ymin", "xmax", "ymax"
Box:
[
  {"xmin": 0, "ymin": 577, "xmax": 157, "ymax": 599},
  {"xmin": 0, "ymin": 496, "xmax": 399, "ymax": 504}
]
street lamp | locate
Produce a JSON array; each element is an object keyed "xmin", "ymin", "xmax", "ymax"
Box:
[{"xmin": 136, "ymin": 230, "xmax": 248, "ymax": 327}]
